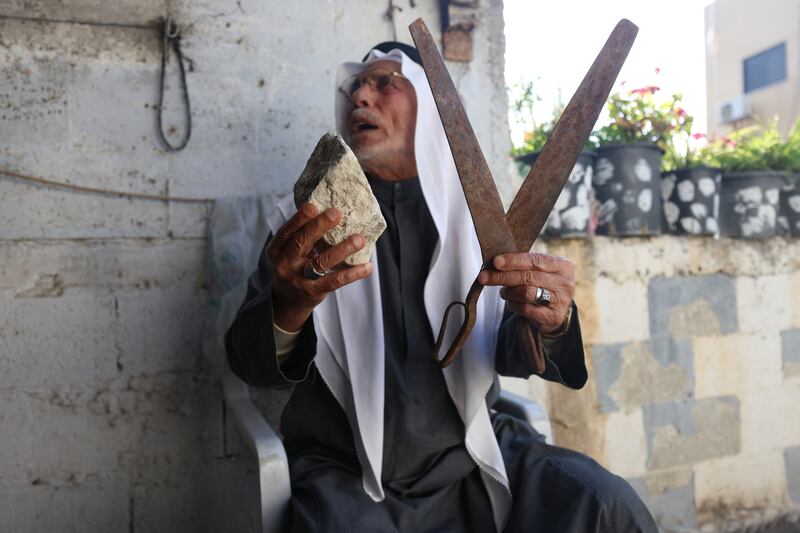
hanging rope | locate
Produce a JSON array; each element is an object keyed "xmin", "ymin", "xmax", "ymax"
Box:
[
  {"xmin": 0, "ymin": 168, "xmax": 213, "ymax": 203},
  {"xmin": 156, "ymin": 17, "xmax": 193, "ymax": 152}
]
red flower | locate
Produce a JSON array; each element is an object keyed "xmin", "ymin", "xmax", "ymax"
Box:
[{"xmin": 691, "ymin": 132, "xmax": 707, "ymax": 140}]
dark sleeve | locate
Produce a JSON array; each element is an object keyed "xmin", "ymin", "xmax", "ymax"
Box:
[
  {"xmin": 224, "ymin": 237, "xmax": 317, "ymax": 388},
  {"xmin": 495, "ymin": 302, "xmax": 587, "ymax": 389}
]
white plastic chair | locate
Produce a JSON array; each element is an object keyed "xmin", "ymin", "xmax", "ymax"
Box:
[{"xmin": 222, "ymin": 365, "xmax": 552, "ymax": 533}]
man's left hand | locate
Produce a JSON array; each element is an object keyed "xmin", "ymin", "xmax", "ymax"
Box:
[{"xmin": 478, "ymin": 252, "xmax": 575, "ymax": 335}]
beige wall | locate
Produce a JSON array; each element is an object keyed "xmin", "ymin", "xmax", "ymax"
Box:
[{"xmin": 705, "ymin": 0, "xmax": 800, "ymax": 136}]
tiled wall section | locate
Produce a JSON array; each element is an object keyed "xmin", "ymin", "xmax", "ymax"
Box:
[{"xmin": 536, "ymin": 236, "xmax": 800, "ymax": 533}]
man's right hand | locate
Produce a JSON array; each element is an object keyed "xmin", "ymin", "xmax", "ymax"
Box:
[{"xmin": 267, "ymin": 202, "xmax": 373, "ymax": 332}]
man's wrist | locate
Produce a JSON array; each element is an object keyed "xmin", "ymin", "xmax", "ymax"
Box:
[
  {"xmin": 541, "ymin": 302, "xmax": 574, "ymax": 339},
  {"xmin": 273, "ymin": 304, "xmax": 313, "ymax": 333}
]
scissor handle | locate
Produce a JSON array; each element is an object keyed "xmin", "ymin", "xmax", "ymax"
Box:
[
  {"xmin": 434, "ymin": 276, "xmax": 483, "ymax": 368},
  {"xmin": 433, "ymin": 272, "xmax": 548, "ymax": 374}
]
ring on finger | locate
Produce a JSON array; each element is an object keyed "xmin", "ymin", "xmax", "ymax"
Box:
[
  {"xmin": 303, "ymin": 260, "xmax": 327, "ymax": 280},
  {"xmin": 534, "ymin": 287, "xmax": 552, "ymax": 307}
]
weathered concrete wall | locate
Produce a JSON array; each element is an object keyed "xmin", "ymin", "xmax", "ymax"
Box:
[
  {"xmin": 0, "ymin": 0, "xmax": 510, "ymax": 531},
  {"xmin": 504, "ymin": 236, "xmax": 800, "ymax": 532}
]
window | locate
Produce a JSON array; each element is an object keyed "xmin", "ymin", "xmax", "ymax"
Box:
[{"xmin": 744, "ymin": 42, "xmax": 787, "ymax": 93}]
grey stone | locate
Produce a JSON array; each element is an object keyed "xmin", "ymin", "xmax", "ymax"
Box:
[
  {"xmin": 643, "ymin": 401, "xmax": 697, "ymax": 437},
  {"xmin": 629, "ymin": 469, "xmax": 696, "ymax": 532},
  {"xmin": 648, "ymin": 274, "xmax": 738, "ymax": 338},
  {"xmin": 593, "ymin": 338, "xmax": 693, "ymax": 413},
  {"xmin": 786, "ymin": 446, "xmax": 800, "ymax": 503},
  {"xmin": 591, "ymin": 343, "xmax": 623, "ymax": 413},
  {"xmin": 644, "ymin": 397, "xmax": 740, "ymax": 469},
  {"xmin": 782, "ymin": 329, "xmax": 800, "ymax": 378},
  {"xmin": 294, "ymin": 133, "xmax": 386, "ymax": 265}
]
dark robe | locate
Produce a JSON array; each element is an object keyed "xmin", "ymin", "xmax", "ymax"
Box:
[{"xmin": 225, "ymin": 176, "xmax": 657, "ymax": 532}]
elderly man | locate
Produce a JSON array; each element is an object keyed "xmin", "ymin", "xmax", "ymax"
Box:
[{"xmin": 226, "ymin": 42, "xmax": 656, "ymax": 532}]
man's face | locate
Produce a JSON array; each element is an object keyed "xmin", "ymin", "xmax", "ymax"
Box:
[{"xmin": 343, "ymin": 60, "xmax": 417, "ymax": 177}]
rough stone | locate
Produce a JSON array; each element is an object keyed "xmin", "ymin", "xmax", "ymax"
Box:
[
  {"xmin": 644, "ymin": 466, "xmax": 693, "ymax": 496},
  {"xmin": 786, "ymin": 446, "xmax": 800, "ymax": 504},
  {"xmin": 649, "ymin": 274, "xmax": 738, "ymax": 338},
  {"xmin": 294, "ymin": 133, "xmax": 386, "ymax": 265},
  {"xmin": 593, "ymin": 338, "xmax": 691, "ymax": 413},
  {"xmin": 609, "ymin": 341, "xmax": 690, "ymax": 411},
  {"xmin": 591, "ymin": 342, "xmax": 624, "ymax": 413},
  {"xmin": 644, "ymin": 397, "xmax": 740, "ymax": 469},
  {"xmin": 782, "ymin": 329, "xmax": 800, "ymax": 378},
  {"xmin": 629, "ymin": 467, "xmax": 696, "ymax": 532}
]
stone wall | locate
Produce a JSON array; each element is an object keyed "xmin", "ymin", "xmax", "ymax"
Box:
[
  {"xmin": 503, "ymin": 236, "xmax": 800, "ymax": 532},
  {"xmin": 4, "ymin": 1, "xmax": 799, "ymax": 532},
  {"xmin": 0, "ymin": 1, "xmax": 510, "ymax": 531}
]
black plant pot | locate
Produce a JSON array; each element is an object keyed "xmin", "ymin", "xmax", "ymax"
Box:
[
  {"xmin": 514, "ymin": 150, "xmax": 596, "ymax": 237},
  {"xmin": 778, "ymin": 173, "xmax": 800, "ymax": 237},
  {"xmin": 718, "ymin": 171, "xmax": 784, "ymax": 238},
  {"xmin": 593, "ymin": 143, "xmax": 663, "ymax": 236},
  {"xmin": 661, "ymin": 166, "xmax": 722, "ymax": 235}
]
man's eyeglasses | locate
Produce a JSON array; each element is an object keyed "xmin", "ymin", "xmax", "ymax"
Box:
[{"xmin": 339, "ymin": 68, "xmax": 408, "ymax": 99}]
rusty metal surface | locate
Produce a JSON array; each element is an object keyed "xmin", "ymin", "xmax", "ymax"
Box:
[
  {"xmin": 410, "ymin": 17, "xmax": 637, "ymax": 369},
  {"xmin": 410, "ymin": 19, "xmax": 517, "ymax": 262},
  {"xmin": 506, "ymin": 19, "xmax": 638, "ymax": 251}
]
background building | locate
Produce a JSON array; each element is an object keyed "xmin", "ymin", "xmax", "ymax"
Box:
[{"xmin": 705, "ymin": 0, "xmax": 800, "ymax": 137}]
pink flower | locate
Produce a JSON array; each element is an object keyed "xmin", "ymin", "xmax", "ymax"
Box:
[
  {"xmin": 676, "ymin": 107, "xmax": 687, "ymax": 117},
  {"xmin": 691, "ymin": 132, "xmax": 707, "ymax": 140},
  {"xmin": 629, "ymin": 85, "xmax": 661, "ymax": 96},
  {"xmin": 655, "ymin": 67, "xmax": 661, "ymax": 75}
]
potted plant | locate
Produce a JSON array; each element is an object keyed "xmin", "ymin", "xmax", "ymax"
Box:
[
  {"xmin": 660, "ymin": 124, "xmax": 723, "ymax": 236},
  {"xmin": 590, "ymin": 76, "xmax": 688, "ymax": 236},
  {"xmin": 778, "ymin": 122, "xmax": 800, "ymax": 237},
  {"xmin": 509, "ymin": 82, "xmax": 595, "ymax": 238},
  {"xmin": 702, "ymin": 121, "xmax": 795, "ymax": 239}
]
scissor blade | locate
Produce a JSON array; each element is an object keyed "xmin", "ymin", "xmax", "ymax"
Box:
[
  {"xmin": 410, "ymin": 18, "xmax": 517, "ymax": 262},
  {"xmin": 507, "ymin": 19, "xmax": 638, "ymax": 251}
]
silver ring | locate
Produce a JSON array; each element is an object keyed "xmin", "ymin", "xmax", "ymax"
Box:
[
  {"xmin": 535, "ymin": 287, "xmax": 552, "ymax": 307},
  {"xmin": 303, "ymin": 261, "xmax": 326, "ymax": 280}
]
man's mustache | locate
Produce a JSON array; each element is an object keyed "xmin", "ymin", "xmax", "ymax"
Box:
[{"xmin": 348, "ymin": 108, "xmax": 383, "ymax": 130}]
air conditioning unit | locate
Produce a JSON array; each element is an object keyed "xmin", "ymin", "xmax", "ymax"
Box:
[{"xmin": 717, "ymin": 95, "xmax": 752, "ymax": 125}]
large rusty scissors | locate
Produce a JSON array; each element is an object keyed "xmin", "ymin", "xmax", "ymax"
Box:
[{"xmin": 409, "ymin": 18, "xmax": 638, "ymax": 370}]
